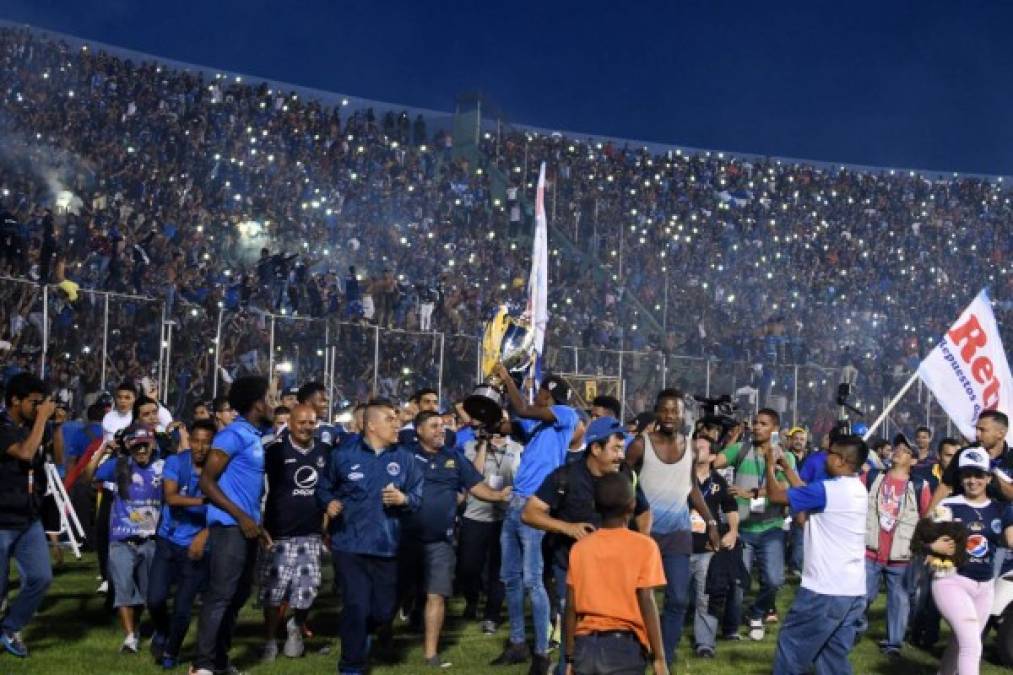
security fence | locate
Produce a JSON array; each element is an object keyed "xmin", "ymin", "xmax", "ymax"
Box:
[{"xmin": 0, "ymin": 278, "xmax": 942, "ymax": 438}]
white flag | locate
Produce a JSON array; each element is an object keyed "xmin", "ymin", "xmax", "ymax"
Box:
[
  {"xmin": 526, "ymin": 162, "xmax": 549, "ymax": 358},
  {"xmin": 917, "ymin": 289, "xmax": 1013, "ymax": 443}
]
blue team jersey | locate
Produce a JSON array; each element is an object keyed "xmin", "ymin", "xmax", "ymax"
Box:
[
  {"xmin": 940, "ymin": 496, "xmax": 1013, "ymax": 581},
  {"xmin": 95, "ymin": 458, "xmax": 164, "ymax": 541},
  {"xmin": 513, "ymin": 405, "xmax": 579, "ymax": 497},
  {"xmin": 156, "ymin": 451, "xmax": 206, "ymax": 546},
  {"xmin": 207, "ymin": 417, "xmax": 265, "ymax": 526},
  {"xmin": 407, "ymin": 445, "xmax": 483, "ymax": 542}
]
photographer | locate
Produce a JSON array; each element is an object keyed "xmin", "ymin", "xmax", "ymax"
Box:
[
  {"xmin": 83, "ymin": 424, "xmax": 165, "ymax": 654},
  {"xmin": 0, "ymin": 373, "xmax": 55, "ymax": 658},
  {"xmin": 458, "ymin": 426, "xmax": 522, "ymax": 632}
]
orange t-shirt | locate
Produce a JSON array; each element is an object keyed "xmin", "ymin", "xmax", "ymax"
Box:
[{"xmin": 567, "ymin": 527, "xmax": 667, "ymax": 649}]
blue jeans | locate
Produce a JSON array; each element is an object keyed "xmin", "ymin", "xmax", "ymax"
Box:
[
  {"xmin": 730, "ymin": 527, "xmax": 785, "ymax": 624},
  {"xmin": 551, "ymin": 562, "xmax": 568, "ymax": 675},
  {"xmin": 193, "ymin": 526, "xmax": 257, "ymax": 671},
  {"xmin": 859, "ymin": 559, "xmax": 909, "ymax": 650},
  {"xmin": 500, "ymin": 498, "xmax": 550, "ymax": 655},
  {"xmin": 573, "ymin": 631, "xmax": 647, "ymax": 674},
  {"xmin": 0, "ymin": 520, "xmax": 52, "ymax": 634},
  {"xmin": 774, "ymin": 587, "xmax": 865, "ymax": 675},
  {"xmin": 658, "ymin": 547, "xmax": 690, "ymax": 662},
  {"xmin": 147, "ymin": 536, "xmax": 209, "ymax": 658}
]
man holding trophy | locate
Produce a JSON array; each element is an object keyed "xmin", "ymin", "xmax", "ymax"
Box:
[{"xmin": 467, "ymin": 309, "xmax": 580, "ymax": 675}]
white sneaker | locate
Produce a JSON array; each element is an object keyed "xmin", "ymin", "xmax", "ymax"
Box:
[
  {"xmin": 748, "ymin": 618, "xmax": 765, "ymax": 641},
  {"xmin": 120, "ymin": 633, "xmax": 139, "ymax": 653},
  {"xmin": 283, "ymin": 617, "xmax": 305, "ymax": 658},
  {"xmin": 261, "ymin": 641, "xmax": 278, "ymax": 662},
  {"xmin": 96, "ymin": 580, "xmax": 108, "ymax": 594},
  {"xmin": 187, "ymin": 668, "xmax": 214, "ymax": 675}
]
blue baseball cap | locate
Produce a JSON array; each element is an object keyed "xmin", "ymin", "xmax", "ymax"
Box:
[{"xmin": 584, "ymin": 416, "xmax": 625, "ymax": 447}]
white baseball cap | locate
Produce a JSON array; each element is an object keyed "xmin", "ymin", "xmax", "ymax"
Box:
[{"xmin": 957, "ymin": 447, "xmax": 990, "ymax": 473}]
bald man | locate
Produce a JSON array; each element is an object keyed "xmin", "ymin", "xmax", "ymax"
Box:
[{"xmin": 259, "ymin": 404, "xmax": 327, "ymax": 661}]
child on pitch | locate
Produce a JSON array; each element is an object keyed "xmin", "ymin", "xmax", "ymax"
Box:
[{"xmin": 563, "ymin": 471, "xmax": 667, "ymax": 674}]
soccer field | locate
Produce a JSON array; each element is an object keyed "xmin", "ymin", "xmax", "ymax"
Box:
[{"xmin": 2, "ymin": 553, "xmax": 1008, "ymax": 674}]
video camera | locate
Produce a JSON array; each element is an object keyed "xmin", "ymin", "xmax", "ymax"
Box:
[
  {"xmin": 693, "ymin": 394, "xmax": 743, "ymax": 433},
  {"xmin": 832, "ymin": 383, "xmax": 868, "ymax": 439}
]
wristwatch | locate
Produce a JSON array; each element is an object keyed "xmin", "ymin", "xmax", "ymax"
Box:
[
  {"xmin": 707, "ymin": 519, "xmax": 718, "ymax": 528},
  {"xmin": 565, "ymin": 656, "xmax": 575, "ymax": 664}
]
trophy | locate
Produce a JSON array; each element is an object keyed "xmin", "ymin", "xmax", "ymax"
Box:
[{"xmin": 464, "ymin": 306, "xmax": 535, "ymax": 429}]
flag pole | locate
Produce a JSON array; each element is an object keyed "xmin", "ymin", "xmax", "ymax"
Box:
[{"xmin": 863, "ymin": 370, "xmax": 919, "ymax": 441}]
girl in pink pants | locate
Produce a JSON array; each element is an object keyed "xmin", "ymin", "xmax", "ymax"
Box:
[{"xmin": 923, "ymin": 448, "xmax": 1013, "ymax": 675}]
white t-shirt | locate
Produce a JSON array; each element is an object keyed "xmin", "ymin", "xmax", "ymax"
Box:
[
  {"xmin": 101, "ymin": 405, "xmax": 173, "ymax": 441},
  {"xmin": 102, "ymin": 409, "xmax": 132, "ymax": 441},
  {"xmin": 788, "ymin": 474, "xmax": 868, "ymax": 596}
]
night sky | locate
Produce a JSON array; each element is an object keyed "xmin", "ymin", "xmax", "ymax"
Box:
[{"xmin": 3, "ymin": 0, "xmax": 1013, "ymax": 174}]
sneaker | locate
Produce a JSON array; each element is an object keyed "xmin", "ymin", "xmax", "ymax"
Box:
[
  {"xmin": 721, "ymin": 632, "xmax": 744, "ymax": 641},
  {"xmin": 480, "ymin": 620, "xmax": 498, "ymax": 634},
  {"xmin": 764, "ymin": 610, "xmax": 779, "ymax": 624},
  {"xmin": 882, "ymin": 646, "xmax": 902, "ymax": 659},
  {"xmin": 529, "ymin": 653, "xmax": 551, "ymax": 675},
  {"xmin": 425, "ymin": 654, "xmax": 452, "ymax": 668},
  {"xmin": 0, "ymin": 631, "xmax": 28, "ymax": 658},
  {"xmin": 748, "ymin": 619, "xmax": 765, "ymax": 641},
  {"xmin": 695, "ymin": 645, "xmax": 716, "ymax": 658},
  {"xmin": 490, "ymin": 641, "xmax": 530, "ymax": 665},
  {"xmin": 120, "ymin": 633, "xmax": 140, "ymax": 654},
  {"xmin": 161, "ymin": 656, "xmax": 177, "ymax": 670},
  {"xmin": 261, "ymin": 641, "xmax": 278, "ymax": 662},
  {"xmin": 96, "ymin": 580, "xmax": 109, "ymax": 594},
  {"xmin": 283, "ymin": 617, "xmax": 304, "ymax": 658},
  {"xmin": 188, "ymin": 669, "xmax": 214, "ymax": 675}
]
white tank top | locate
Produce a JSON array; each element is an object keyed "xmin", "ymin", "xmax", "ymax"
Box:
[{"xmin": 639, "ymin": 432, "xmax": 693, "ymax": 535}]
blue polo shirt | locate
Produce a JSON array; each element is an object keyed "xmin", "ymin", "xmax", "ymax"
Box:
[
  {"xmin": 207, "ymin": 417, "xmax": 265, "ymax": 526},
  {"xmin": 513, "ymin": 405, "xmax": 579, "ymax": 497},
  {"xmin": 799, "ymin": 450, "xmax": 828, "ymax": 484},
  {"xmin": 316, "ymin": 436, "xmax": 423, "ymax": 557},
  {"xmin": 407, "ymin": 445, "xmax": 483, "ymax": 542},
  {"xmin": 156, "ymin": 450, "xmax": 206, "ymax": 546}
]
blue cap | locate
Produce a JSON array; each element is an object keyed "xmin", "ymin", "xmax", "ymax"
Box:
[{"xmin": 585, "ymin": 416, "xmax": 625, "ymax": 447}]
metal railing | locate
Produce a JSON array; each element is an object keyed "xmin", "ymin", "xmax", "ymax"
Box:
[{"xmin": 0, "ymin": 278, "xmax": 943, "ymax": 437}]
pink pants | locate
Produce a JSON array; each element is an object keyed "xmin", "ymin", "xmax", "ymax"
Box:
[{"xmin": 931, "ymin": 574, "xmax": 994, "ymax": 675}]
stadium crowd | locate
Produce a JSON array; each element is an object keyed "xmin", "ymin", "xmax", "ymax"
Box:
[{"xmin": 0, "ymin": 26, "xmax": 1010, "ymax": 430}]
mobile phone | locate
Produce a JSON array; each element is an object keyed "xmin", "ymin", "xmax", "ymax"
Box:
[{"xmin": 771, "ymin": 431, "xmax": 781, "ymax": 448}]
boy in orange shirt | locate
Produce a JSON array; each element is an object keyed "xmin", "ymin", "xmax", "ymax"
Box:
[{"xmin": 564, "ymin": 472, "xmax": 667, "ymax": 675}]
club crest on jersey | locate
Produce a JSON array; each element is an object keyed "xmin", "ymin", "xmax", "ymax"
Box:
[
  {"xmin": 966, "ymin": 533, "xmax": 989, "ymax": 558},
  {"xmin": 387, "ymin": 462, "xmax": 401, "ymax": 477},
  {"xmin": 317, "ymin": 456, "xmax": 326, "ymax": 468},
  {"xmin": 444, "ymin": 458, "xmax": 456, "ymax": 469}
]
